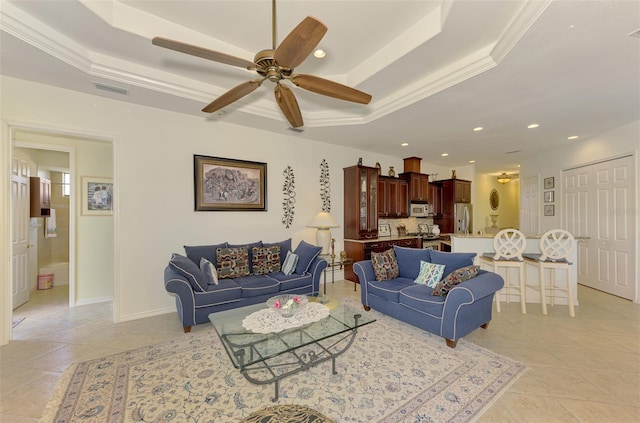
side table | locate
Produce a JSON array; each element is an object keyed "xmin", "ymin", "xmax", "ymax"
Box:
[{"xmin": 322, "ymin": 257, "xmax": 355, "ymax": 294}]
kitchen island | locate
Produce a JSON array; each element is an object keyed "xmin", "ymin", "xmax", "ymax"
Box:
[{"xmin": 450, "ymin": 233, "xmax": 585, "ymax": 308}]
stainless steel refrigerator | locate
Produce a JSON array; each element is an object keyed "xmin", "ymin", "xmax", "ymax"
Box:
[{"xmin": 454, "ymin": 203, "xmax": 473, "ymax": 234}]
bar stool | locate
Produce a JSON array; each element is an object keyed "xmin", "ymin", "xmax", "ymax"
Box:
[
  {"xmin": 523, "ymin": 229, "xmax": 576, "ymax": 317},
  {"xmin": 479, "ymin": 229, "xmax": 527, "ymax": 314}
]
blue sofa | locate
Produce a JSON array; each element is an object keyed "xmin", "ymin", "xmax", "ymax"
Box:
[
  {"xmin": 164, "ymin": 239, "xmax": 327, "ymax": 332},
  {"xmin": 353, "ymin": 247, "xmax": 504, "ymax": 347}
]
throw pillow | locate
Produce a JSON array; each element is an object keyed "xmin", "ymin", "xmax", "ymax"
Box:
[
  {"xmin": 200, "ymin": 257, "xmax": 218, "ymax": 285},
  {"xmin": 414, "ymin": 260, "xmax": 445, "ymax": 287},
  {"xmin": 263, "ymin": 238, "xmax": 292, "ymax": 266},
  {"xmin": 393, "ymin": 246, "xmax": 431, "ymax": 280},
  {"xmin": 184, "ymin": 242, "xmax": 228, "ymax": 267},
  {"xmin": 431, "ymin": 265, "xmax": 480, "ymax": 296},
  {"xmin": 252, "ymin": 245, "xmax": 281, "ymax": 275},
  {"xmin": 293, "ymin": 240, "xmax": 323, "ymax": 274},
  {"xmin": 371, "ymin": 248, "xmax": 400, "ymax": 281},
  {"xmin": 216, "ymin": 247, "xmax": 250, "ymax": 279},
  {"xmin": 429, "ymin": 250, "xmax": 476, "ymax": 278},
  {"xmin": 229, "ymin": 241, "xmax": 262, "ymax": 269},
  {"xmin": 282, "ymin": 251, "xmax": 299, "ymax": 275},
  {"xmin": 169, "ymin": 253, "xmax": 208, "ymax": 292}
]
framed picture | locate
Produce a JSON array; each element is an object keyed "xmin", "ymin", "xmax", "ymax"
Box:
[
  {"xmin": 194, "ymin": 155, "xmax": 267, "ymax": 211},
  {"xmin": 378, "ymin": 223, "xmax": 391, "ymax": 237},
  {"xmin": 544, "ymin": 204, "xmax": 555, "ymax": 216},
  {"xmin": 544, "ymin": 176, "xmax": 555, "ymax": 189},
  {"xmin": 82, "ymin": 177, "xmax": 113, "ymax": 215},
  {"xmin": 544, "ymin": 191, "xmax": 554, "ymax": 203}
]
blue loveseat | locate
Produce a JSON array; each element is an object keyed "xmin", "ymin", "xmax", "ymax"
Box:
[
  {"xmin": 353, "ymin": 247, "xmax": 504, "ymax": 347},
  {"xmin": 164, "ymin": 238, "xmax": 327, "ymax": 332}
]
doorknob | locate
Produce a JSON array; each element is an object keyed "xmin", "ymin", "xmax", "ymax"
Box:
[{"xmin": 27, "ymin": 244, "xmax": 33, "ymax": 248}]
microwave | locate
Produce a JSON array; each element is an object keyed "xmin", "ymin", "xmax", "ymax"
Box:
[{"xmin": 410, "ymin": 203, "xmax": 429, "ymax": 217}]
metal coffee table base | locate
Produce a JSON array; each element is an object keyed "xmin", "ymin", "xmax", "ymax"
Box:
[{"xmin": 223, "ymin": 314, "xmax": 362, "ymax": 401}]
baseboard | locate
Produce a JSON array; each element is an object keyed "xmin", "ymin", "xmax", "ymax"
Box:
[
  {"xmin": 116, "ymin": 306, "xmax": 175, "ymax": 323},
  {"xmin": 75, "ymin": 296, "xmax": 113, "ymax": 306}
]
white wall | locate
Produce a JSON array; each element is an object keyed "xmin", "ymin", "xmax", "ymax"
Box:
[
  {"xmin": 519, "ymin": 120, "xmax": 639, "ymax": 233},
  {"xmin": 520, "ymin": 119, "xmax": 639, "ymax": 302},
  {"xmin": 0, "ymin": 76, "xmax": 413, "ymax": 330}
]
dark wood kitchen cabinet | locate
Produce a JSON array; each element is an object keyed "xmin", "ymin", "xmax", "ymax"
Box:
[
  {"xmin": 377, "ymin": 176, "xmax": 409, "ymax": 218},
  {"xmin": 344, "ymin": 237, "xmax": 421, "ymax": 282},
  {"xmin": 400, "ymin": 172, "xmax": 429, "ymax": 203},
  {"xmin": 344, "ymin": 165, "xmax": 379, "ymax": 240},
  {"xmin": 30, "ymin": 176, "xmax": 51, "ymax": 217}
]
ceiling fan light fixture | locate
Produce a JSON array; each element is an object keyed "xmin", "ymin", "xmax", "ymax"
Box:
[{"xmin": 497, "ymin": 172, "xmax": 511, "ymax": 184}]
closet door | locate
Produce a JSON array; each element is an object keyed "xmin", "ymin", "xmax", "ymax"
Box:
[{"xmin": 564, "ymin": 155, "xmax": 635, "ymax": 300}]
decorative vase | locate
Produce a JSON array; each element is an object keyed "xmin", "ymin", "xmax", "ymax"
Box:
[
  {"xmin": 431, "ymin": 224, "xmax": 440, "ymax": 236},
  {"xmin": 451, "ymin": 169, "xmax": 457, "ymax": 179},
  {"xmin": 388, "ymin": 166, "xmax": 396, "ymax": 177}
]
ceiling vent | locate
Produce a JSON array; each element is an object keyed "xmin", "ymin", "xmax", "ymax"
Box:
[
  {"xmin": 505, "ymin": 149, "xmax": 521, "ymax": 154},
  {"xmin": 93, "ymin": 82, "xmax": 129, "ymax": 96}
]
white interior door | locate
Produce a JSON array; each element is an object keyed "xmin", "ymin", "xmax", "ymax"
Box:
[
  {"xmin": 519, "ymin": 176, "xmax": 539, "ymax": 236},
  {"xmin": 11, "ymin": 154, "xmax": 30, "ymax": 309},
  {"xmin": 564, "ymin": 155, "xmax": 636, "ymax": 300}
]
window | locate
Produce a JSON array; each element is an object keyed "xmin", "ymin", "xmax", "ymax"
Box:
[{"xmin": 62, "ymin": 172, "xmax": 71, "ymax": 197}]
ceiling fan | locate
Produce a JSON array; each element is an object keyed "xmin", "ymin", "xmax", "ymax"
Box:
[{"xmin": 152, "ymin": 0, "xmax": 371, "ymax": 128}]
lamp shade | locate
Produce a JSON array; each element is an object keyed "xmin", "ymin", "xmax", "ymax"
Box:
[{"xmin": 307, "ymin": 212, "xmax": 339, "ymax": 228}]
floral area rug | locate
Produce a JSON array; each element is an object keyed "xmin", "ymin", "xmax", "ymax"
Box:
[{"xmin": 41, "ymin": 306, "xmax": 526, "ymax": 423}]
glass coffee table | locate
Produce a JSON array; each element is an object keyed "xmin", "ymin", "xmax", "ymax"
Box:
[{"xmin": 208, "ymin": 294, "xmax": 375, "ymax": 401}]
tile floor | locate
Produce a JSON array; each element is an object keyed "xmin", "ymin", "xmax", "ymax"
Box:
[{"xmin": 1, "ymin": 281, "xmax": 638, "ymax": 422}]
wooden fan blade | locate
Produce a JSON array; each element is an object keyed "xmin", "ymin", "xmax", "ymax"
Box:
[
  {"xmin": 274, "ymin": 17, "xmax": 327, "ymax": 69},
  {"xmin": 202, "ymin": 79, "xmax": 263, "ymax": 113},
  {"xmin": 152, "ymin": 37, "xmax": 256, "ymax": 69},
  {"xmin": 291, "ymin": 74, "xmax": 372, "ymax": 104},
  {"xmin": 274, "ymin": 84, "xmax": 303, "ymax": 128}
]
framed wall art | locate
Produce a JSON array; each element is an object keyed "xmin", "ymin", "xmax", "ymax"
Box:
[
  {"xmin": 544, "ymin": 204, "xmax": 555, "ymax": 216},
  {"xmin": 82, "ymin": 177, "xmax": 113, "ymax": 215},
  {"xmin": 544, "ymin": 176, "xmax": 555, "ymax": 189},
  {"xmin": 194, "ymin": 155, "xmax": 267, "ymax": 211},
  {"xmin": 544, "ymin": 191, "xmax": 554, "ymax": 203}
]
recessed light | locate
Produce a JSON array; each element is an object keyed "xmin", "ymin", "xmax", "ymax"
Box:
[
  {"xmin": 527, "ymin": 123, "xmax": 540, "ymax": 129},
  {"xmin": 468, "ymin": 160, "xmax": 475, "ymax": 163},
  {"xmin": 313, "ymin": 49, "xmax": 326, "ymax": 58},
  {"xmin": 401, "ymin": 142, "xmax": 409, "ymax": 147},
  {"xmin": 441, "ymin": 153, "xmax": 449, "ymax": 157},
  {"xmin": 473, "ymin": 127, "xmax": 483, "ymax": 132},
  {"xmin": 567, "ymin": 135, "xmax": 579, "ymax": 140}
]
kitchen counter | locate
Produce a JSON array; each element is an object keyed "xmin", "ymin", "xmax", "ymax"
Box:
[{"xmin": 344, "ymin": 235, "xmax": 421, "ymax": 243}]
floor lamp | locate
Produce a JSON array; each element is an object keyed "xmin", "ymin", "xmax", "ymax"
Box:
[{"xmin": 307, "ymin": 212, "xmax": 339, "ymax": 255}]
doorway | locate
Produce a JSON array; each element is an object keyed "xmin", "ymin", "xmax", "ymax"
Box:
[
  {"xmin": 6, "ymin": 124, "xmax": 115, "ymax": 345},
  {"xmin": 12, "ymin": 143, "xmax": 74, "ymax": 312}
]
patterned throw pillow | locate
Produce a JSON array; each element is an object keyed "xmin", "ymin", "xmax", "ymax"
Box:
[
  {"xmin": 371, "ymin": 248, "xmax": 400, "ymax": 281},
  {"xmin": 252, "ymin": 246, "xmax": 281, "ymax": 275},
  {"xmin": 414, "ymin": 260, "xmax": 445, "ymax": 287},
  {"xmin": 431, "ymin": 265, "xmax": 480, "ymax": 296},
  {"xmin": 216, "ymin": 247, "xmax": 250, "ymax": 279},
  {"xmin": 282, "ymin": 251, "xmax": 299, "ymax": 276},
  {"xmin": 200, "ymin": 257, "xmax": 218, "ymax": 285}
]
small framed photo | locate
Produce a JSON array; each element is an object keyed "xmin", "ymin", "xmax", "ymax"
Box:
[
  {"xmin": 544, "ymin": 191, "xmax": 554, "ymax": 203},
  {"xmin": 544, "ymin": 204, "xmax": 555, "ymax": 216},
  {"xmin": 194, "ymin": 155, "xmax": 267, "ymax": 211},
  {"xmin": 378, "ymin": 223, "xmax": 391, "ymax": 237},
  {"xmin": 82, "ymin": 177, "xmax": 113, "ymax": 215},
  {"xmin": 544, "ymin": 176, "xmax": 555, "ymax": 189}
]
